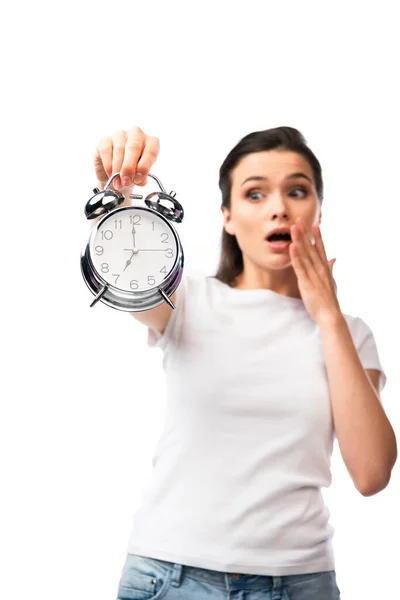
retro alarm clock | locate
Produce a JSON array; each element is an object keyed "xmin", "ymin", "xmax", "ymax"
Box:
[{"xmin": 80, "ymin": 172, "xmax": 184, "ymax": 312}]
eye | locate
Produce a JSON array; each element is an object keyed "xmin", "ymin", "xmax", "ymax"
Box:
[
  {"xmin": 245, "ymin": 186, "xmax": 308, "ymax": 201},
  {"xmin": 245, "ymin": 190, "xmax": 263, "ymax": 201},
  {"xmin": 291, "ymin": 186, "xmax": 308, "ymax": 198}
]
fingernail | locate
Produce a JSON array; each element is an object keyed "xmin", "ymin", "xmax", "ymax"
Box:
[
  {"xmin": 122, "ymin": 176, "xmax": 131, "ymax": 187},
  {"xmin": 134, "ymin": 172, "xmax": 143, "ymax": 184}
]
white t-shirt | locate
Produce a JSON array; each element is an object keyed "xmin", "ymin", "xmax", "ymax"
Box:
[{"xmin": 126, "ymin": 269, "xmax": 387, "ymax": 576}]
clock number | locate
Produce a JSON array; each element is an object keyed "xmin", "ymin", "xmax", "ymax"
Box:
[
  {"xmin": 130, "ymin": 214, "xmax": 141, "ymax": 225},
  {"xmin": 112, "ymin": 274, "xmax": 120, "ymax": 285},
  {"xmin": 101, "ymin": 230, "xmax": 113, "ymax": 240},
  {"xmin": 95, "ymin": 245, "xmax": 104, "ymax": 255},
  {"xmin": 130, "ymin": 280, "xmax": 139, "ymax": 290},
  {"xmin": 152, "ymin": 221, "xmax": 155, "ymax": 231},
  {"xmin": 160, "ymin": 266, "xmax": 167, "ymax": 276},
  {"xmin": 101, "ymin": 263, "xmax": 110, "ymax": 273},
  {"xmin": 161, "ymin": 233, "xmax": 169, "ymax": 244},
  {"xmin": 148, "ymin": 276, "xmax": 155, "ymax": 286},
  {"xmin": 165, "ymin": 248, "xmax": 173, "ymax": 258},
  {"xmin": 114, "ymin": 219, "xmax": 122, "ymax": 229}
]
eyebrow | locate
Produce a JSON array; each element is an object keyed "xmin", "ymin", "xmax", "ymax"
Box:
[{"xmin": 241, "ymin": 172, "xmax": 313, "ymax": 186}]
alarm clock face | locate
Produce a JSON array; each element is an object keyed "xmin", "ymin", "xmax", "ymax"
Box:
[{"xmin": 89, "ymin": 207, "xmax": 179, "ymax": 292}]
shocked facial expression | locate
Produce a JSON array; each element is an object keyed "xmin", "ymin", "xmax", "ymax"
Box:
[{"xmin": 221, "ymin": 150, "xmax": 322, "ymax": 269}]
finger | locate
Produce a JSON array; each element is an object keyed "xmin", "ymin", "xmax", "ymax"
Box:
[
  {"xmin": 312, "ymin": 222, "xmax": 329, "ymax": 263},
  {"xmin": 298, "ymin": 218, "xmax": 317, "ymax": 257},
  {"xmin": 297, "ymin": 219, "xmax": 326, "ymax": 277},
  {"xmin": 95, "ymin": 136, "xmax": 113, "ymax": 185},
  {"xmin": 111, "ymin": 130, "xmax": 128, "ymax": 189},
  {"xmin": 289, "ymin": 238, "xmax": 309, "ymax": 282},
  {"xmin": 295, "ymin": 219, "xmax": 326, "ymax": 283},
  {"xmin": 291, "ymin": 221, "xmax": 314, "ymax": 274},
  {"xmin": 290, "ymin": 224, "xmax": 310, "ymax": 277},
  {"xmin": 120, "ymin": 125, "xmax": 146, "ymax": 187},
  {"xmin": 132, "ymin": 136, "xmax": 160, "ymax": 186}
]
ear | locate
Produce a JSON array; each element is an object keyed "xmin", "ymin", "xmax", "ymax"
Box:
[{"xmin": 221, "ymin": 205, "xmax": 235, "ymax": 236}]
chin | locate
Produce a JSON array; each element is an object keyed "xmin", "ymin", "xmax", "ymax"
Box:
[{"xmin": 263, "ymin": 258, "xmax": 293, "ymax": 271}]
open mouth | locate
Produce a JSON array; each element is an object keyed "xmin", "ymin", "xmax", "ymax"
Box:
[
  {"xmin": 266, "ymin": 232, "xmax": 292, "ymax": 243},
  {"xmin": 265, "ymin": 231, "xmax": 292, "ymax": 251}
]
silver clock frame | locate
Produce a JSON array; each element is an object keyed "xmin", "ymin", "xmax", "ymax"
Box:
[{"xmin": 80, "ymin": 172, "xmax": 185, "ymax": 312}]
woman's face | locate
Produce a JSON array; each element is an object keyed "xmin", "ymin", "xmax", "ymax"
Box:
[{"xmin": 221, "ymin": 150, "xmax": 322, "ymax": 271}]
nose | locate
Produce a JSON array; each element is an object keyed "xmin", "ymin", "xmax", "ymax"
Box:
[
  {"xmin": 267, "ymin": 195, "xmax": 289, "ymax": 221},
  {"xmin": 267, "ymin": 200, "xmax": 288, "ymax": 220}
]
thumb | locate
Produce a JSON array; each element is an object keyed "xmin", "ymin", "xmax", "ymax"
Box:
[{"xmin": 329, "ymin": 258, "xmax": 337, "ymax": 271}]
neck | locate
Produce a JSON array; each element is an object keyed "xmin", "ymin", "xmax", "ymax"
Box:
[{"xmin": 232, "ymin": 269, "xmax": 301, "ymax": 298}]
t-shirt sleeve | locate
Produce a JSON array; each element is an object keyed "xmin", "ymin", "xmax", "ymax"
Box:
[
  {"xmin": 354, "ymin": 317, "xmax": 387, "ymax": 393},
  {"xmin": 146, "ymin": 271, "xmax": 189, "ymax": 352}
]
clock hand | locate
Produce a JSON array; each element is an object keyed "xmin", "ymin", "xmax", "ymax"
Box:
[
  {"xmin": 131, "ymin": 223, "xmax": 136, "ymax": 249},
  {"xmin": 123, "ymin": 259, "xmax": 132, "ymax": 271},
  {"xmin": 123, "ymin": 248, "xmax": 136, "ymax": 271}
]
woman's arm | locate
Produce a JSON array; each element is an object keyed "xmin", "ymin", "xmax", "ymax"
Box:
[{"xmin": 319, "ymin": 315, "xmax": 397, "ymax": 496}]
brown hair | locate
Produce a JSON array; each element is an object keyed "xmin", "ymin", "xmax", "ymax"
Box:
[{"xmin": 211, "ymin": 126, "xmax": 324, "ymax": 286}]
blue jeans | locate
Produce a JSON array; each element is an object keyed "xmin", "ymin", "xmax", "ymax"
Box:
[{"xmin": 117, "ymin": 553, "xmax": 341, "ymax": 599}]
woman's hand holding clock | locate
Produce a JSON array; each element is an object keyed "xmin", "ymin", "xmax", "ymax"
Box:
[{"xmin": 93, "ymin": 125, "xmax": 160, "ymax": 191}]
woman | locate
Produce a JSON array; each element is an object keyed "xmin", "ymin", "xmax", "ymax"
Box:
[{"xmin": 93, "ymin": 125, "xmax": 397, "ymax": 599}]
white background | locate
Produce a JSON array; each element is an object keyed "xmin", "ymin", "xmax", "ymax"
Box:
[{"xmin": 2, "ymin": 2, "xmax": 399, "ymax": 599}]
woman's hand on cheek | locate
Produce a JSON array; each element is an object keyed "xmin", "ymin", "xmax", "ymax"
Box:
[{"xmin": 289, "ymin": 218, "xmax": 341, "ymax": 326}]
